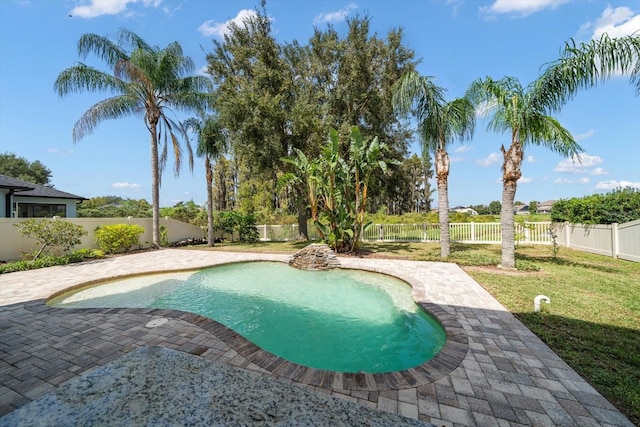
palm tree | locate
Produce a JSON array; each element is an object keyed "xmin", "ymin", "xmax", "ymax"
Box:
[
  {"xmin": 467, "ymin": 33, "xmax": 639, "ymax": 269},
  {"xmin": 536, "ymin": 33, "xmax": 640, "ymax": 109},
  {"xmin": 54, "ymin": 29, "xmax": 213, "ymax": 247},
  {"xmin": 467, "ymin": 77, "xmax": 582, "ymax": 269},
  {"xmin": 393, "ymin": 71, "xmax": 475, "ymax": 258},
  {"xmin": 184, "ymin": 114, "xmax": 227, "ymax": 246}
]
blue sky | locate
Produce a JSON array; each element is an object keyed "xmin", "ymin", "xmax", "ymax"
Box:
[{"xmin": 0, "ymin": 0, "xmax": 638, "ymax": 209}]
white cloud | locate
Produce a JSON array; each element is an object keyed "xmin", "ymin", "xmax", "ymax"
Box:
[
  {"xmin": 196, "ymin": 64, "xmax": 209, "ymax": 76},
  {"xmin": 455, "ymin": 145, "xmax": 472, "ymax": 153},
  {"xmin": 449, "ymin": 156, "xmax": 465, "ymax": 163},
  {"xmin": 574, "ymin": 129, "xmax": 594, "ymax": 142},
  {"xmin": 69, "ymin": 0, "xmax": 160, "ymax": 18},
  {"xmin": 591, "ymin": 6, "xmax": 640, "ymax": 39},
  {"xmin": 480, "ymin": 0, "xmax": 569, "ymax": 17},
  {"xmin": 554, "ymin": 153, "xmax": 602, "ymax": 173},
  {"xmin": 518, "ymin": 176, "xmax": 533, "ymax": 183},
  {"xmin": 554, "ymin": 177, "xmax": 590, "ymax": 185},
  {"xmin": 476, "ymin": 152, "xmax": 500, "ymax": 167},
  {"xmin": 198, "ymin": 9, "xmax": 258, "ymax": 38},
  {"xmin": 313, "ymin": 3, "xmax": 357, "ymax": 25},
  {"xmin": 111, "ymin": 182, "xmax": 142, "ymax": 191},
  {"xmin": 526, "ymin": 155, "xmax": 536, "ymax": 163},
  {"xmin": 596, "ymin": 180, "xmax": 640, "ymax": 190},
  {"xmin": 591, "ymin": 167, "xmax": 608, "ymax": 176}
]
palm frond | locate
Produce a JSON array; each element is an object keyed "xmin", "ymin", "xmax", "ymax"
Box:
[
  {"xmin": 54, "ymin": 64, "xmax": 125, "ymax": 97},
  {"xmin": 72, "ymin": 96, "xmax": 138, "ymax": 142},
  {"xmin": 77, "ymin": 33, "xmax": 127, "ymax": 66}
]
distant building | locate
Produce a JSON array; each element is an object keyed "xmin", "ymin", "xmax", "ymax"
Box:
[
  {"xmin": 537, "ymin": 200, "xmax": 556, "ymax": 214},
  {"xmin": 451, "ymin": 206, "xmax": 478, "ymax": 216},
  {"xmin": 0, "ymin": 174, "xmax": 86, "ymax": 218},
  {"xmin": 513, "ymin": 200, "xmax": 556, "ymax": 215}
]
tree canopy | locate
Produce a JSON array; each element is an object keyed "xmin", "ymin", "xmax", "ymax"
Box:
[{"xmin": 0, "ymin": 152, "xmax": 52, "ymax": 185}]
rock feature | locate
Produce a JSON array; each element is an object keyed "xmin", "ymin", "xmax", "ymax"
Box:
[{"xmin": 289, "ymin": 243, "xmax": 341, "ymax": 270}]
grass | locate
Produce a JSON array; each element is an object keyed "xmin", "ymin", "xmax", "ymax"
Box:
[{"xmin": 193, "ymin": 240, "xmax": 639, "ymax": 424}]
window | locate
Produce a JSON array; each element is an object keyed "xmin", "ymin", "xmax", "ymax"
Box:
[{"xmin": 17, "ymin": 203, "xmax": 67, "ymax": 218}]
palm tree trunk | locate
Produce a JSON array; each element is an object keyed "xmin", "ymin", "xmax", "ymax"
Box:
[
  {"xmin": 436, "ymin": 148, "xmax": 450, "ymax": 258},
  {"xmin": 500, "ymin": 141, "xmax": 523, "ymax": 269},
  {"xmin": 205, "ymin": 157, "xmax": 214, "ymax": 247},
  {"xmin": 150, "ymin": 127, "xmax": 161, "ymax": 248}
]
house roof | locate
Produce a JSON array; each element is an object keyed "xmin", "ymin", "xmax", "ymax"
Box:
[
  {"xmin": 0, "ymin": 174, "xmax": 34, "ymax": 192},
  {"xmin": 0, "ymin": 174, "xmax": 86, "ymax": 200}
]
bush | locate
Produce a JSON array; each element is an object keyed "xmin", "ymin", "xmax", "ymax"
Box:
[
  {"xmin": 14, "ymin": 219, "xmax": 88, "ymax": 260},
  {"xmin": 213, "ymin": 211, "xmax": 259, "ymax": 242},
  {"xmin": 95, "ymin": 224, "xmax": 144, "ymax": 254},
  {"xmin": 551, "ymin": 187, "xmax": 640, "ymax": 224},
  {"xmin": 0, "ymin": 249, "xmax": 104, "ymax": 274}
]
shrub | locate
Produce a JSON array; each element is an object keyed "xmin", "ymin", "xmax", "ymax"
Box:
[
  {"xmin": 95, "ymin": 224, "xmax": 144, "ymax": 254},
  {"xmin": 551, "ymin": 187, "xmax": 640, "ymax": 224},
  {"xmin": 14, "ymin": 219, "xmax": 88, "ymax": 260},
  {"xmin": 0, "ymin": 249, "xmax": 104, "ymax": 274},
  {"xmin": 213, "ymin": 211, "xmax": 259, "ymax": 242}
]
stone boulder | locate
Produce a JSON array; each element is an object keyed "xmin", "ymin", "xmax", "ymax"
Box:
[{"xmin": 288, "ymin": 243, "xmax": 341, "ymax": 270}]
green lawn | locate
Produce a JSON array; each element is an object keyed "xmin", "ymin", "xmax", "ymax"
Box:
[{"xmin": 192, "ymin": 241, "xmax": 640, "ymax": 424}]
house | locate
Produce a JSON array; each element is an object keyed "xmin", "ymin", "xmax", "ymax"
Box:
[
  {"xmin": 514, "ymin": 200, "xmax": 556, "ymax": 215},
  {"xmin": 0, "ymin": 174, "xmax": 86, "ymax": 218},
  {"xmin": 451, "ymin": 206, "xmax": 478, "ymax": 216},
  {"xmin": 537, "ymin": 200, "xmax": 556, "ymax": 214}
]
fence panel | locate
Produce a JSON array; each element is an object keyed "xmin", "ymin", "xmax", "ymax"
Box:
[
  {"xmin": 258, "ymin": 222, "xmax": 551, "ymax": 245},
  {"xmin": 617, "ymin": 219, "xmax": 640, "ymax": 262}
]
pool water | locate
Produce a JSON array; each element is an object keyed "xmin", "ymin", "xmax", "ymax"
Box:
[{"xmin": 49, "ymin": 262, "xmax": 446, "ymax": 373}]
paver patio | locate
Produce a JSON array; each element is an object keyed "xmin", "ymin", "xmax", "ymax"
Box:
[{"xmin": 0, "ymin": 249, "xmax": 633, "ymax": 426}]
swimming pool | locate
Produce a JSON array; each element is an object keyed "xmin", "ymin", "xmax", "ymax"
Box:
[{"xmin": 48, "ymin": 261, "xmax": 446, "ymax": 373}]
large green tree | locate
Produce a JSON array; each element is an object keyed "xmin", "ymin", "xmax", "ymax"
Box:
[
  {"xmin": 207, "ymin": 6, "xmax": 418, "ymax": 230},
  {"xmin": 393, "ymin": 71, "xmax": 475, "ymax": 258},
  {"xmin": 184, "ymin": 114, "xmax": 227, "ymax": 246},
  {"xmin": 0, "ymin": 152, "xmax": 52, "ymax": 185},
  {"xmin": 54, "ymin": 29, "xmax": 213, "ymax": 246},
  {"xmin": 468, "ymin": 33, "xmax": 639, "ymax": 269}
]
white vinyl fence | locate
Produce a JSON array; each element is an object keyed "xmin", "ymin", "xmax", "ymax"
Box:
[
  {"xmin": 554, "ymin": 220, "xmax": 640, "ymax": 262},
  {"xmin": 259, "ymin": 222, "xmax": 554, "ymax": 244},
  {"xmin": 258, "ymin": 221, "xmax": 639, "ymax": 262}
]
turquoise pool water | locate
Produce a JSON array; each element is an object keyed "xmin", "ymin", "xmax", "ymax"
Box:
[{"xmin": 49, "ymin": 262, "xmax": 446, "ymax": 373}]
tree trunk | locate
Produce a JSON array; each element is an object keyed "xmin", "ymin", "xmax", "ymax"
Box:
[
  {"xmin": 500, "ymin": 140, "xmax": 523, "ymax": 269},
  {"xmin": 150, "ymin": 124, "xmax": 161, "ymax": 248},
  {"xmin": 205, "ymin": 157, "xmax": 214, "ymax": 247},
  {"xmin": 436, "ymin": 147, "xmax": 450, "ymax": 258},
  {"xmin": 295, "ymin": 187, "xmax": 309, "ymax": 240}
]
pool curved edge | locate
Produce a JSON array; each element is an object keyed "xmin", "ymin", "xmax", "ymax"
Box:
[
  {"xmin": 25, "ymin": 302, "xmax": 467, "ymax": 391},
  {"xmin": 37, "ymin": 258, "xmax": 469, "ymax": 391}
]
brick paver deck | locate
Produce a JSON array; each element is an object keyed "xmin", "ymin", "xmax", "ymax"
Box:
[{"xmin": 0, "ymin": 249, "xmax": 633, "ymax": 426}]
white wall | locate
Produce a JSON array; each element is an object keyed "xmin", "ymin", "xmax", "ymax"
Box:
[{"xmin": 0, "ymin": 217, "xmax": 205, "ymax": 261}]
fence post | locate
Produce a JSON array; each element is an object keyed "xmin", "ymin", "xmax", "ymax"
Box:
[
  {"xmin": 470, "ymin": 222, "xmax": 476, "ymax": 243},
  {"xmin": 524, "ymin": 221, "xmax": 531, "ymax": 243},
  {"xmin": 564, "ymin": 222, "xmax": 570, "ymax": 247},
  {"xmin": 612, "ymin": 223, "xmax": 619, "ymax": 259},
  {"xmin": 379, "ymin": 224, "xmax": 384, "ymax": 240}
]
